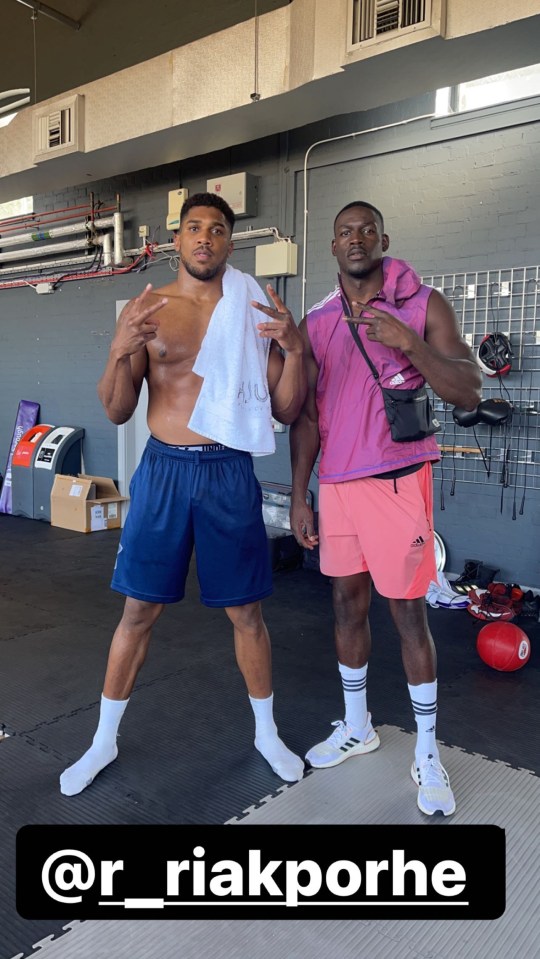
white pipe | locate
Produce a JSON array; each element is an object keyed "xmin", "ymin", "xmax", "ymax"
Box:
[
  {"xmin": 0, "ymin": 237, "xmax": 91, "ymax": 264},
  {"xmin": 0, "ymin": 216, "xmax": 115, "ymax": 249},
  {"xmin": 0, "ymin": 254, "xmax": 93, "ymax": 278},
  {"xmin": 122, "ymin": 227, "xmax": 287, "ymax": 258},
  {"xmin": 0, "ymin": 224, "xmax": 289, "ymax": 280},
  {"xmin": 0, "ymin": 96, "xmax": 30, "ymax": 116},
  {"xmin": 101, "ymin": 232, "xmax": 113, "ymax": 268},
  {"xmin": 301, "ymin": 113, "xmax": 435, "ymax": 317},
  {"xmin": 113, "ymin": 211, "xmax": 125, "ymax": 265},
  {"xmin": 233, "ymin": 227, "xmax": 284, "ymax": 241},
  {"xmin": 0, "ymin": 88, "xmax": 30, "ymax": 100}
]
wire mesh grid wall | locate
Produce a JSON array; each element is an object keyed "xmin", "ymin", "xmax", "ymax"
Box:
[{"xmin": 421, "ymin": 264, "xmax": 540, "ymax": 496}]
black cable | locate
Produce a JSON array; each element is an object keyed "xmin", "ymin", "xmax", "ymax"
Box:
[
  {"xmin": 52, "ymin": 244, "xmax": 102, "ymax": 286},
  {"xmin": 486, "ymin": 425, "xmax": 493, "ymax": 476},
  {"xmin": 496, "ymin": 370, "xmax": 513, "ymax": 403},
  {"xmin": 472, "ymin": 425, "xmax": 490, "ymax": 474},
  {"xmin": 512, "ymin": 365, "xmax": 524, "ymax": 520},
  {"xmin": 499, "ymin": 420, "xmax": 512, "ymax": 514},
  {"xmin": 489, "ymin": 282, "xmax": 513, "ymax": 398},
  {"xmin": 439, "ymin": 402, "xmax": 448, "ymax": 510},
  {"xmin": 519, "ymin": 368, "xmax": 533, "ymax": 516},
  {"xmin": 450, "ymin": 412, "xmax": 456, "ymax": 496}
]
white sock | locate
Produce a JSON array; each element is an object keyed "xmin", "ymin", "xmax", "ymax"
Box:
[
  {"xmin": 339, "ymin": 662, "xmax": 368, "ymax": 730},
  {"xmin": 60, "ymin": 695, "xmax": 129, "ymax": 797},
  {"xmin": 249, "ymin": 693, "xmax": 304, "ymax": 782},
  {"xmin": 408, "ymin": 680, "xmax": 439, "ymax": 762}
]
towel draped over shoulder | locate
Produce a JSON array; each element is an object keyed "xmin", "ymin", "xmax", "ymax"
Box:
[{"xmin": 188, "ymin": 264, "xmax": 276, "ymax": 456}]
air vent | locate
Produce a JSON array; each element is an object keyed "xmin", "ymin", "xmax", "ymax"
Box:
[
  {"xmin": 349, "ymin": 0, "xmax": 440, "ymax": 47},
  {"xmin": 32, "ymin": 94, "xmax": 84, "ymax": 163}
]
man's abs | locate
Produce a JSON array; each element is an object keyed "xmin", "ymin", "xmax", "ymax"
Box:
[
  {"xmin": 144, "ymin": 297, "xmax": 216, "ymax": 445},
  {"xmin": 146, "ymin": 367, "xmax": 214, "ymax": 445}
]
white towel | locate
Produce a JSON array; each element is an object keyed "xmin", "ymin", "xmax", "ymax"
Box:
[{"xmin": 188, "ymin": 264, "xmax": 276, "ymax": 455}]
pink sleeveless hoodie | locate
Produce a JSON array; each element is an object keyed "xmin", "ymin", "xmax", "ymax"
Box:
[{"xmin": 307, "ymin": 256, "xmax": 441, "ymax": 483}]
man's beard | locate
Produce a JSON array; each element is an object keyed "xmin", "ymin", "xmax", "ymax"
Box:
[
  {"xmin": 180, "ymin": 252, "xmax": 224, "ymax": 281},
  {"xmin": 343, "ymin": 258, "xmax": 379, "ymax": 280}
]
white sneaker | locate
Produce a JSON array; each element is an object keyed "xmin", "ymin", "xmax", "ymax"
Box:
[
  {"xmin": 306, "ymin": 715, "xmax": 380, "ymax": 769},
  {"xmin": 411, "ymin": 754, "xmax": 456, "ymax": 816},
  {"xmin": 426, "ymin": 571, "xmax": 470, "ymax": 609}
]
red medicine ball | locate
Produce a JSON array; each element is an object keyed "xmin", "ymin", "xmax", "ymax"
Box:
[{"xmin": 477, "ymin": 622, "xmax": 531, "ymax": 672}]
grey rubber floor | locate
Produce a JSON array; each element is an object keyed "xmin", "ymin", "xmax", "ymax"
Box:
[
  {"xmin": 8, "ymin": 730, "xmax": 539, "ymax": 958},
  {"xmin": 1, "ymin": 513, "xmax": 539, "ymax": 959}
]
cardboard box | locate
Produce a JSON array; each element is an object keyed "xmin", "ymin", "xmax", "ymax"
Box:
[{"xmin": 50, "ymin": 473, "xmax": 128, "ymax": 533}]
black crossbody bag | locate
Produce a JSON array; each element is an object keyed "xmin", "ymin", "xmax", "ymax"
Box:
[{"xmin": 346, "ymin": 317, "xmax": 441, "ymax": 443}]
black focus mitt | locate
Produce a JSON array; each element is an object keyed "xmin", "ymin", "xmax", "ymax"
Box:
[
  {"xmin": 452, "ymin": 406, "xmax": 481, "ymax": 428},
  {"xmin": 476, "ymin": 397, "xmax": 512, "ymax": 426}
]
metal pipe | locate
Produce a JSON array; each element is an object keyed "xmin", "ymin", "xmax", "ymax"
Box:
[
  {"xmin": 113, "ymin": 211, "xmax": 125, "ymax": 265},
  {"xmin": 0, "ymin": 237, "xmax": 91, "ymax": 264},
  {"xmin": 0, "ymin": 205, "xmax": 117, "ymax": 233},
  {"xmin": 101, "ymin": 232, "xmax": 113, "ymax": 268},
  {"xmin": 12, "ymin": 0, "xmax": 81, "ymax": 30},
  {"xmin": 233, "ymin": 227, "xmax": 284, "ymax": 241},
  {"xmin": 0, "ymin": 89, "xmax": 30, "ymax": 115},
  {"xmin": 0, "ymin": 254, "xmax": 93, "ymax": 278},
  {"xmin": 0, "ymin": 216, "xmax": 115, "ymax": 249},
  {"xmin": 0, "ymin": 87, "xmax": 30, "ymax": 100},
  {"xmin": 122, "ymin": 227, "xmax": 287, "ymax": 259}
]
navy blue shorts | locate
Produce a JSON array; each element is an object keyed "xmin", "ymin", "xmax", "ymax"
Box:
[{"xmin": 111, "ymin": 437, "xmax": 273, "ymax": 607}]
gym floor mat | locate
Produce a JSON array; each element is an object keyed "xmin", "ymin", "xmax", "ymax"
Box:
[{"xmin": 0, "ymin": 514, "xmax": 538, "ymax": 958}]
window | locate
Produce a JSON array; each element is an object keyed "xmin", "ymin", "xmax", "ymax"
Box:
[
  {"xmin": 0, "ymin": 111, "xmax": 18, "ymax": 129},
  {"xmin": 0, "ymin": 196, "xmax": 34, "ymax": 221},
  {"xmin": 436, "ymin": 63, "xmax": 540, "ymax": 117}
]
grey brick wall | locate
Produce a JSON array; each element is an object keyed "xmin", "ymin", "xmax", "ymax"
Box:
[{"xmin": 1, "ymin": 100, "xmax": 539, "ymax": 584}]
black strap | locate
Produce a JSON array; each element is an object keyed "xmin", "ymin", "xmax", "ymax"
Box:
[
  {"xmin": 346, "ymin": 319, "xmax": 380, "ymax": 382},
  {"xmin": 340, "ymin": 288, "xmax": 382, "ymax": 383}
]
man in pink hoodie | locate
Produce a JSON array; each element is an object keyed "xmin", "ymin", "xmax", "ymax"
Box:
[{"xmin": 290, "ymin": 201, "xmax": 482, "ymax": 816}]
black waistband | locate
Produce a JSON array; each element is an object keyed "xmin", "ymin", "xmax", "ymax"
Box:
[
  {"xmin": 151, "ymin": 436, "xmax": 227, "ymax": 452},
  {"xmin": 371, "ymin": 462, "xmax": 425, "ymax": 480}
]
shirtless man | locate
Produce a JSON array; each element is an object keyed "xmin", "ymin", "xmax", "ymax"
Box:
[{"xmin": 60, "ymin": 192, "xmax": 307, "ymax": 796}]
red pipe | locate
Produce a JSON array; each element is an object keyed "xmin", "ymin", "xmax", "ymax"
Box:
[{"xmin": 0, "ymin": 201, "xmax": 93, "ymax": 227}]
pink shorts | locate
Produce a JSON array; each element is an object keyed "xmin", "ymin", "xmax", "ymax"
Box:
[{"xmin": 318, "ymin": 464, "xmax": 437, "ymax": 599}]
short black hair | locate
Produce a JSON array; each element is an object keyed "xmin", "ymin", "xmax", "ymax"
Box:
[
  {"xmin": 180, "ymin": 192, "xmax": 235, "ymax": 233},
  {"xmin": 334, "ymin": 201, "xmax": 384, "ymax": 233}
]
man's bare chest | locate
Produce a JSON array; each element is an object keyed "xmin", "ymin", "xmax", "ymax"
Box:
[{"xmin": 148, "ymin": 307, "xmax": 213, "ymax": 365}]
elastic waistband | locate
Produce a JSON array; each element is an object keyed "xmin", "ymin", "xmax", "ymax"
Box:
[
  {"xmin": 147, "ymin": 436, "xmax": 246, "ymax": 460},
  {"xmin": 371, "ymin": 462, "xmax": 425, "ymax": 480},
  {"xmin": 163, "ymin": 443, "xmax": 227, "ymax": 452}
]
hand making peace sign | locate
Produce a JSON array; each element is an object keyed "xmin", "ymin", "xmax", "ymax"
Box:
[
  {"xmin": 348, "ymin": 300, "xmax": 417, "ymax": 353},
  {"xmin": 252, "ymin": 284, "xmax": 303, "ymax": 355}
]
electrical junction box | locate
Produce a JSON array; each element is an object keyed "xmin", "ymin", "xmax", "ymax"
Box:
[
  {"xmin": 206, "ymin": 172, "xmax": 258, "ymax": 218},
  {"xmin": 255, "ymin": 240, "xmax": 298, "ymax": 278},
  {"xmin": 166, "ymin": 189, "xmax": 189, "ymax": 231}
]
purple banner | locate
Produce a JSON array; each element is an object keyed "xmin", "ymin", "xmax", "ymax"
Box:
[{"xmin": 0, "ymin": 400, "xmax": 40, "ymax": 514}]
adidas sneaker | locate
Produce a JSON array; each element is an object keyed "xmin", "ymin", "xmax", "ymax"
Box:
[
  {"xmin": 411, "ymin": 754, "xmax": 456, "ymax": 816},
  {"xmin": 305, "ymin": 715, "xmax": 380, "ymax": 769},
  {"xmin": 426, "ymin": 571, "xmax": 470, "ymax": 609}
]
